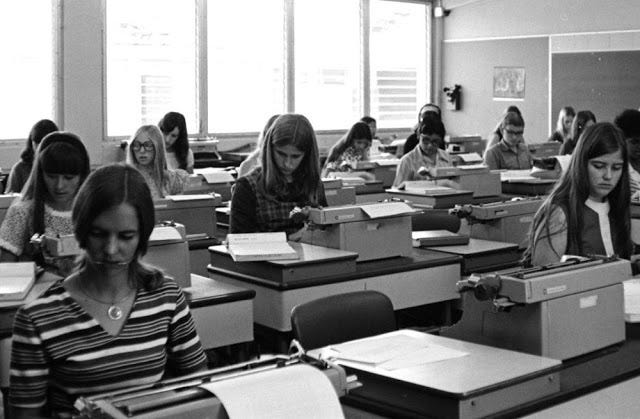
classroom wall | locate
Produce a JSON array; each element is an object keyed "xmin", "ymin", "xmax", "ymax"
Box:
[{"xmin": 440, "ymin": 0, "xmax": 640, "ymax": 143}]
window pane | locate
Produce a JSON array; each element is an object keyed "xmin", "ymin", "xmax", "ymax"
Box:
[
  {"xmin": 0, "ymin": 2, "xmax": 54, "ymax": 139},
  {"xmin": 208, "ymin": 0, "xmax": 285, "ymax": 133},
  {"xmin": 295, "ymin": 0, "xmax": 361, "ymax": 130},
  {"xmin": 106, "ymin": 0, "xmax": 197, "ymax": 137},
  {"xmin": 370, "ymin": 1, "xmax": 428, "ymax": 129}
]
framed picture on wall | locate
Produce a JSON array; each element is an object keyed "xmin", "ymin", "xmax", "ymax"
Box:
[{"xmin": 493, "ymin": 66, "xmax": 525, "ymax": 99}]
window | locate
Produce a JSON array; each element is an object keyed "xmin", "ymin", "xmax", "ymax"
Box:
[
  {"xmin": 370, "ymin": 1, "xmax": 429, "ymax": 128},
  {"xmin": 207, "ymin": 0, "xmax": 285, "ymax": 133},
  {"xmin": 104, "ymin": 0, "xmax": 430, "ymax": 137},
  {"xmin": 0, "ymin": 2, "xmax": 55, "ymax": 139},
  {"xmin": 294, "ymin": 0, "xmax": 361, "ymax": 130},
  {"xmin": 106, "ymin": 0, "xmax": 197, "ymax": 137}
]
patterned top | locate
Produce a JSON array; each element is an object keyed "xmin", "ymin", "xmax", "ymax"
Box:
[
  {"xmin": 393, "ymin": 146, "xmax": 452, "ymax": 187},
  {"xmin": 484, "ymin": 140, "xmax": 533, "ymax": 170},
  {"xmin": 323, "ymin": 146, "xmax": 367, "ymax": 176},
  {"xmin": 0, "ymin": 200, "xmax": 73, "ymax": 258},
  {"xmin": 230, "ymin": 167, "xmax": 326, "ymax": 235},
  {"xmin": 138, "ymin": 168, "xmax": 188, "ymax": 199},
  {"xmin": 9, "ymin": 278, "xmax": 207, "ymax": 416}
]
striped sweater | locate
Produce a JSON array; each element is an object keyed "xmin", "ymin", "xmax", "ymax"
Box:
[{"xmin": 9, "ymin": 278, "xmax": 207, "ymax": 416}]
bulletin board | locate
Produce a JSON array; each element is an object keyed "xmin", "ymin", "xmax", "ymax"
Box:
[{"xmin": 551, "ymin": 50, "xmax": 640, "ymax": 124}]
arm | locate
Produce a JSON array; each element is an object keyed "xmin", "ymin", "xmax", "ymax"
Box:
[
  {"xmin": 9, "ymin": 308, "xmax": 50, "ymax": 418},
  {"xmin": 0, "ymin": 201, "xmax": 30, "ymax": 259},
  {"xmin": 530, "ymin": 206, "xmax": 568, "ymax": 266},
  {"xmin": 229, "ymin": 177, "xmax": 259, "ymax": 233},
  {"xmin": 186, "ymin": 149, "xmax": 195, "ymax": 174},
  {"xmin": 392, "ymin": 158, "xmax": 411, "ymax": 188},
  {"xmin": 166, "ymin": 169, "xmax": 188, "ymax": 195},
  {"xmin": 483, "ymin": 147, "xmax": 500, "ymax": 170},
  {"xmin": 166, "ymin": 286, "xmax": 207, "ymax": 375}
]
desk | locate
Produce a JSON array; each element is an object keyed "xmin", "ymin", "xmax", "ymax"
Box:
[
  {"xmin": 333, "ymin": 325, "xmax": 640, "ymax": 418},
  {"xmin": 183, "ymin": 274, "xmax": 255, "ymax": 351},
  {"xmin": 208, "ymin": 248, "xmax": 461, "ymax": 351}
]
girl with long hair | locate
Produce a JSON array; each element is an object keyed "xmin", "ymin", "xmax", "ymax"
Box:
[
  {"xmin": 230, "ymin": 114, "xmax": 326, "ymax": 237},
  {"xmin": 322, "ymin": 121, "xmax": 373, "ymax": 178},
  {"xmin": 158, "ymin": 111, "xmax": 194, "ymax": 173},
  {"xmin": 524, "ymin": 122, "xmax": 632, "ymax": 267}
]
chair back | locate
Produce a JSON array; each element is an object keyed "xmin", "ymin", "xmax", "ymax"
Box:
[{"xmin": 290, "ymin": 290, "xmax": 396, "ymax": 350}]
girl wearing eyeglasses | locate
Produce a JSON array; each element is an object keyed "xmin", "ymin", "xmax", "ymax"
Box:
[
  {"xmin": 126, "ymin": 125, "xmax": 188, "ymax": 199},
  {"xmin": 393, "ymin": 117, "xmax": 452, "ymax": 188},
  {"xmin": 230, "ymin": 114, "xmax": 326, "ymax": 240},
  {"xmin": 524, "ymin": 123, "xmax": 633, "ymax": 267}
]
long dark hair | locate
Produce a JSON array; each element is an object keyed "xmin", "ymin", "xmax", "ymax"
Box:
[
  {"xmin": 20, "ymin": 119, "xmax": 58, "ymax": 164},
  {"xmin": 260, "ymin": 114, "xmax": 322, "ymax": 203},
  {"xmin": 158, "ymin": 111, "xmax": 189, "ymax": 170},
  {"xmin": 524, "ymin": 122, "xmax": 632, "ymax": 264},
  {"xmin": 73, "ymin": 163, "xmax": 164, "ymax": 290},
  {"xmin": 568, "ymin": 110, "xmax": 596, "ymax": 145},
  {"xmin": 22, "ymin": 132, "xmax": 90, "ymax": 235},
  {"xmin": 324, "ymin": 121, "xmax": 372, "ymax": 165}
]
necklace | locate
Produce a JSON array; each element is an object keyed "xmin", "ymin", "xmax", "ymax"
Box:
[{"xmin": 78, "ymin": 281, "xmax": 135, "ymax": 321}]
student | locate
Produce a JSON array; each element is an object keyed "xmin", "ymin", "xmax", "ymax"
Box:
[
  {"xmin": 524, "ymin": 122, "xmax": 632, "ymax": 267},
  {"xmin": 360, "ymin": 115, "xmax": 377, "ymax": 138},
  {"xmin": 237, "ymin": 114, "xmax": 280, "ymax": 178},
  {"xmin": 559, "ymin": 110, "xmax": 596, "ymax": 155},
  {"xmin": 125, "ymin": 124, "xmax": 188, "ymax": 199},
  {"xmin": 483, "ymin": 111, "xmax": 532, "ymax": 170},
  {"xmin": 230, "ymin": 114, "xmax": 326, "ymax": 238},
  {"xmin": 614, "ymin": 109, "xmax": 640, "ymax": 199},
  {"xmin": 0, "ymin": 132, "xmax": 89, "ymax": 272},
  {"xmin": 4, "ymin": 119, "xmax": 58, "ymax": 193},
  {"xmin": 322, "ymin": 121, "xmax": 374, "ymax": 179},
  {"xmin": 484, "ymin": 105, "xmax": 522, "ymax": 154},
  {"xmin": 403, "ymin": 103, "xmax": 442, "ymax": 155},
  {"xmin": 548, "ymin": 106, "xmax": 575, "ymax": 144},
  {"xmin": 393, "ymin": 117, "xmax": 452, "ymax": 188},
  {"xmin": 9, "ymin": 163, "xmax": 207, "ymax": 418},
  {"xmin": 158, "ymin": 111, "xmax": 194, "ymax": 173}
]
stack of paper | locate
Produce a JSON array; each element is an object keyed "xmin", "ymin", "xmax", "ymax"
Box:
[
  {"xmin": 226, "ymin": 232, "xmax": 299, "ymax": 262},
  {"xmin": 194, "ymin": 168, "xmax": 235, "ymax": 184},
  {"xmin": 412, "ymin": 230, "xmax": 469, "ymax": 247},
  {"xmin": 326, "ymin": 333, "xmax": 468, "ymax": 371},
  {"xmin": 0, "ymin": 262, "xmax": 36, "ymax": 301}
]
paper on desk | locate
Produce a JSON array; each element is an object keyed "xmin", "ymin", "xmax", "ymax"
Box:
[
  {"xmin": 327, "ymin": 334, "xmax": 468, "ymax": 370},
  {"xmin": 200, "ymin": 364, "xmax": 344, "ymax": 419},
  {"xmin": 361, "ymin": 202, "xmax": 414, "ymax": 219},
  {"xmin": 149, "ymin": 226, "xmax": 183, "ymax": 242},
  {"xmin": 194, "ymin": 168, "xmax": 235, "ymax": 184},
  {"xmin": 554, "ymin": 155, "xmax": 572, "ymax": 172},
  {"xmin": 167, "ymin": 194, "xmax": 213, "ymax": 201}
]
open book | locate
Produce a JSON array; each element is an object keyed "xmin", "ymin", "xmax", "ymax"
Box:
[
  {"xmin": 226, "ymin": 232, "xmax": 299, "ymax": 262},
  {"xmin": 0, "ymin": 262, "xmax": 36, "ymax": 301}
]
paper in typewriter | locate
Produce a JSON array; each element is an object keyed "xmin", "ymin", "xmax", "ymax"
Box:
[{"xmin": 201, "ymin": 364, "xmax": 344, "ymax": 419}]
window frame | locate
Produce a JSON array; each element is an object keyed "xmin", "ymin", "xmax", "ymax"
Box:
[{"xmin": 103, "ymin": 0, "xmax": 432, "ymax": 142}]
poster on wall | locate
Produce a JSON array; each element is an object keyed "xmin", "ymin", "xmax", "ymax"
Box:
[{"xmin": 493, "ymin": 66, "xmax": 525, "ymax": 100}]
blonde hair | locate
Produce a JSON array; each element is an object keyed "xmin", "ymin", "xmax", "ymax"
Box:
[{"xmin": 126, "ymin": 125, "xmax": 169, "ymax": 196}]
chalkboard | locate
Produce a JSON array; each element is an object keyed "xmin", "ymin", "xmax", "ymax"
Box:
[{"xmin": 551, "ymin": 50, "xmax": 640, "ymax": 125}]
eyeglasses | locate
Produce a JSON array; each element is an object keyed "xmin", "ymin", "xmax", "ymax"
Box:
[
  {"xmin": 131, "ymin": 141, "xmax": 154, "ymax": 152},
  {"xmin": 504, "ymin": 129, "xmax": 524, "ymax": 136},
  {"xmin": 419, "ymin": 134, "xmax": 441, "ymax": 144}
]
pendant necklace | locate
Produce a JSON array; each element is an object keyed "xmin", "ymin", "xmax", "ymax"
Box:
[{"xmin": 79, "ymin": 282, "xmax": 134, "ymax": 321}]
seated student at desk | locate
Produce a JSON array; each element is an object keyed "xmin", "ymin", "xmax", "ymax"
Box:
[
  {"xmin": 483, "ymin": 111, "xmax": 533, "ymax": 170},
  {"xmin": 523, "ymin": 122, "xmax": 633, "ymax": 267},
  {"xmin": 125, "ymin": 125, "xmax": 188, "ymax": 199},
  {"xmin": 402, "ymin": 103, "xmax": 442, "ymax": 155},
  {"xmin": 230, "ymin": 114, "xmax": 326, "ymax": 239},
  {"xmin": 322, "ymin": 121, "xmax": 374, "ymax": 180},
  {"xmin": 559, "ymin": 110, "xmax": 596, "ymax": 155},
  {"xmin": 4, "ymin": 119, "xmax": 58, "ymax": 194},
  {"xmin": 158, "ymin": 111, "xmax": 194, "ymax": 174},
  {"xmin": 483, "ymin": 105, "xmax": 522, "ymax": 154},
  {"xmin": 9, "ymin": 163, "xmax": 207, "ymax": 418},
  {"xmin": 393, "ymin": 117, "xmax": 452, "ymax": 188},
  {"xmin": 237, "ymin": 114, "xmax": 280, "ymax": 178},
  {"xmin": 0, "ymin": 132, "xmax": 90, "ymax": 274}
]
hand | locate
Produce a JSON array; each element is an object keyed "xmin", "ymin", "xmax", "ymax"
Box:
[{"xmin": 288, "ymin": 225, "xmax": 308, "ymax": 242}]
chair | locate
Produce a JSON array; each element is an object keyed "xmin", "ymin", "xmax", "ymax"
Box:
[
  {"xmin": 290, "ymin": 291, "xmax": 397, "ymax": 350},
  {"xmin": 411, "ymin": 209, "xmax": 461, "ymax": 233}
]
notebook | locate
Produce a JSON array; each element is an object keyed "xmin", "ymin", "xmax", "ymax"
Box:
[
  {"xmin": 412, "ymin": 230, "xmax": 470, "ymax": 247},
  {"xmin": 226, "ymin": 232, "xmax": 299, "ymax": 262}
]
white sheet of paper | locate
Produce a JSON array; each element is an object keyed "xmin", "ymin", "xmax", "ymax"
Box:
[
  {"xmin": 149, "ymin": 226, "xmax": 183, "ymax": 242},
  {"xmin": 457, "ymin": 152, "xmax": 483, "ymax": 163},
  {"xmin": 361, "ymin": 202, "xmax": 414, "ymax": 219},
  {"xmin": 167, "ymin": 194, "xmax": 213, "ymax": 201},
  {"xmin": 329, "ymin": 334, "xmax": 427, "ymax": 364},
  {"xmin": 379, "ymin": 344, "xmax": 469, "ymax": 370},
  {"xmin": 200, "ymin": 364, "xmax": 344, "ymax": 419},
  {"xmin": 194, "ymin": 168, "xmax": 235, "ymax": 184},
  {"xmin": 554, "ymin": 155, "xmax": 572, "ymax": 172}
]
